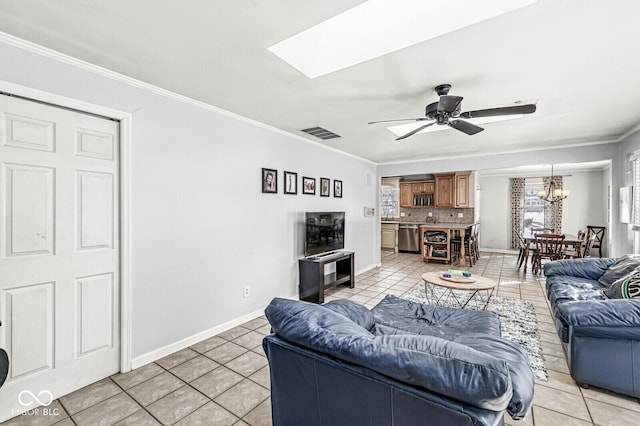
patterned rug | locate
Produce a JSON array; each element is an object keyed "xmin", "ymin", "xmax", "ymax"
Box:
[{"xmin": 402, "ymin": 284, "xmax": 548, "ymax": 381}]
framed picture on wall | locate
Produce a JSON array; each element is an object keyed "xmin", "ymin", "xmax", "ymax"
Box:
[
  {"xmin": 334, "ymin": 179, "xmax": 342, "ymax": 198},
  {"xmin": 303, "ymin": 176, "xmax": 316, "ymax": 195},
  {"xmin": 262, "ymin": 168, "xmax": 277, "ymax": 193},
  {"xmin": 320, "ymin": 177, "xmax": 330, "ymax": 197},
  {"xmin": 284, "ymin": 171, "xmax": 297, "ymax": 194}
]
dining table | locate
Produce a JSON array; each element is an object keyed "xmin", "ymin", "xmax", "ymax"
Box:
[{"xmin": 522, "ymin": 233, "xmax": 582, "ymax": 273}]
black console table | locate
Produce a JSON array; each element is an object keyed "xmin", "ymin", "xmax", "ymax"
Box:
[{"xmin": 298, "ymin": 251, "xmax": 354, "ymax": 304}]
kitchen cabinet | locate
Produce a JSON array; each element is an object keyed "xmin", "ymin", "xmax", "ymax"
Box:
[
  {"xmin": 381, "ymin": 223, "xmax": 398, "ymax": 252},
  {"xmin": 400, "ymin": 180, "xmax": 435, "ymax": 208},
  {"xmin": 399, "ymin": 183, "xmax": 412, "ymax": 207},
  {"xmin": 455, "ymin": 172, "xmax": 471, "ymax": 207},
  {"xmin": 435, "ymin": 173, "xmax": 455, "ymax": 207}
]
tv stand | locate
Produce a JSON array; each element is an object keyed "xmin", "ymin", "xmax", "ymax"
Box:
[{"xmin": 299, "ymin": 251, "xmax": 354, "ymax": 304}]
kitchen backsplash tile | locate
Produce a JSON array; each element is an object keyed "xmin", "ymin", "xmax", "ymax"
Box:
[{"xmin": 397, "ymin": 207, "xmax": 474, "ymax": 224}]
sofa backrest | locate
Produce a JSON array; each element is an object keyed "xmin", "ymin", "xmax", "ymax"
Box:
[{"xmin": 265, "ymin": 297, "xmax": 513, "ymax": 412}]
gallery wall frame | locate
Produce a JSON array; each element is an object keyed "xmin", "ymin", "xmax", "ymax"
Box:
[
  {"xmin": 334, "ymin": 179, "xmax": 343, "ymax": 198},
  {"xmin": 320, "ymin": 177, "xmax": 330, "ymax": 197},
  {"xmin": 284, "ymin": 171, "xmax": 298, "ymax": 194},
  {"xmin": 262, "ymin": 168, "xmax": 277, "ymax": 193},
  {"xmin": 303, "ymin": 176, "xmax": 316, "ymax": 195}
]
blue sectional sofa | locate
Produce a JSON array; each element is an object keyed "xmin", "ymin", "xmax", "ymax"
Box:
[
  {"xmin": 263, "ymin": 295, "xmax": 534, "ymax": 426},
  {"xmin": 543, "ymin": 256, "xmax": 640, "ymax": 397}
]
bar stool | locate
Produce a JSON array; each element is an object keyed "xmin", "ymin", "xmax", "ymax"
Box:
[{"xmin": 451, "ymin": 225, "xmax": 475, "ymax": 267}]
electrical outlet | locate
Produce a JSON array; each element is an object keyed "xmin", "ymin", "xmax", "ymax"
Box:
[
  {"xmin": 458, "ymin": 213, "xmax": 464, "ymax": 218},
  {"xmin": 428, "ymin": 212, "xmax": 433, "ymax": 217},
  {"xmin": 243, "ymin": 286, "xmax": 250, "ymax": 298}
]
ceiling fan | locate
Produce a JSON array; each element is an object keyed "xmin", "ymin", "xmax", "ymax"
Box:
[{"xmin": 368, "ymin": 84, "xmax": 536, "ymax": 140}]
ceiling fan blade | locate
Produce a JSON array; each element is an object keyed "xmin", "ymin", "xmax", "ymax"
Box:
[
  {"xmin": 449, "ymin": 120, "xmax": 484, "ymax": 135},
  {"xmin": 395, "ymin": 122, "xmax": 436, "ymax": 141},
  {"xmin": 368, "ymin": 117, "xmax": 430, "ymax": 125},
  {"xmin": 437, "ymin": 95, "xmax": 463, "ymax": 114},
  {"xmin": 459, "ymin": 104, "xmax": 536, "ymax": 119}
]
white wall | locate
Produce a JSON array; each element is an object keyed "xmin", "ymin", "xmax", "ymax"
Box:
[
  {"xmin": 378, "ymin": 145, "xmax": 620, "ymax": 254},
  {"xmin": 476, "ymin": 170, "xmax": 607, "ymax": 251},
  {"xmin": 0, "ymin": 38, "xmax": 378, "ymax": 361}
]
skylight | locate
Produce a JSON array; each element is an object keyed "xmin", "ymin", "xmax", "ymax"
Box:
[
  {"xmin": 387, "ymin": 115, "xmax": 524, "ymax": 137},
  {"xmin": 268, "ymin": 0, "xmax": 537, "ymax": 78}
]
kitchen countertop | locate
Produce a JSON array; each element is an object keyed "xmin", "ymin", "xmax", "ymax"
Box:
[{"xmin": 381, "ymin": 221, "xmax": 476, "ymax": 229}]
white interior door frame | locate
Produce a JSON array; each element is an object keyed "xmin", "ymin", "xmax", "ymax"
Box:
[{"xmin": 0, "ymin": 79, "xmax": 133, "ymax": 373}]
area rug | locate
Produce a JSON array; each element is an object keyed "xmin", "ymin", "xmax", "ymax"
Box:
[{"xmin": 402, "ymin": 284, "xmax": 548, "ymax": 381}]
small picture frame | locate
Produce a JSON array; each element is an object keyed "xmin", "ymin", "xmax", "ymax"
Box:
[
  {"xmin": 334, "ymin": 179, "xmax": 343, "ymax": 198},
  {"xmin": 320, "ymin": 177, "xmax": 330, "ymax": 197},
  {"xmin": 284, "ymin": 171, "xmax": 297, "ymax": 194},
  {"xmin": 303, "ymin": 176, "xmax": 316, "ymax": 195},
  {"xmin": 262, "ymin": 168, "xmax": 277, "ymax": 193}
]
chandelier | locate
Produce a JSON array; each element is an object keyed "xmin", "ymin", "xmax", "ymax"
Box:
[{"xmin": 537, "ymin": 165, "xmax": 568, "ymax": 203}]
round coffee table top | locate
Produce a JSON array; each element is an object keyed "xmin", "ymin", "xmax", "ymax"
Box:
[{"xmin": 422, "ymin": 272, "xmax": 497, "ymax": 291}]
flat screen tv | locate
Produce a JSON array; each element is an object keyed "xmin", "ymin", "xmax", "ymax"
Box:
[{"xmin": 305, "ymin": 211, "xmax": 345, "ymax": 257}]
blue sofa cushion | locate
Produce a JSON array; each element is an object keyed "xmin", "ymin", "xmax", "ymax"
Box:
[
  {"xmin": 603, "ymin": 268, "xmax": 640, "ymax": 299},
  {"xmin": 265, "ymin": 297, "xmax": 513, "ymax": 412},
  {"xmin": 544, "ymin": 258, "xmax": 614, "ymax": 281},
  {"xmin": 453, "ymin": 334, "xmax": 534, "ymax": 420},
  {"xmin": 371, "ymin": 295, "xmax": 501, "ymax": 339},
  {"xmin": 598, "ymin": 254, "xmax": 640, "ymax": 286},
  {"xmin": 323, "ymin": 299, "xmax": 375, "ymax": 330}
]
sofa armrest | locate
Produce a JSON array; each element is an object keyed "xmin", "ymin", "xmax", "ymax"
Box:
[
  {"xmin": 556, "ymin": 299, "xmax": 640, "ymax": 340},
  {"xmin": 543, "ymin": 258, "xmax": 615, "ymax": 280}
]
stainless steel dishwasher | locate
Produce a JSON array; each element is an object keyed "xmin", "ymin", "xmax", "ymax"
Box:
[{"xmin": 398, "ymin": 224, "xmax": 420, "ymax": 253}]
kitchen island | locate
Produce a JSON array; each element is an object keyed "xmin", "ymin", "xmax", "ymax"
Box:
[{"xmin": 420, "ymin": 223, "xmax": 476, "ymax": 267}]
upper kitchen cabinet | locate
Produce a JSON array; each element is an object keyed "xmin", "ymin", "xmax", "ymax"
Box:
[
  {"xmin": 434, "ymin": 172, "xmax": 471, "ymax": 208},
  {"xmin": 399, "ymin": 182, "xmax": 412, "ymax": 207},
  {"xmin": 435, "ymin": 173, "xmax": 455, "ymax": 207},
  {"xmin": 455, "ymin": 172, "xmax": 471, "ymax": 207}
]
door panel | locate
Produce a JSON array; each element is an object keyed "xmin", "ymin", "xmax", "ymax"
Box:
[
  {"xmin": 3, "ymin": 282, "xmax": 54, "ymax": 379},
  {"xmin": 4, "ymin": 164, "xmax": 55, "ymax": 257},
  {"xmin": 0, "ymin": 94, "xmax": 120, "ymax": 421},
  {"xmin": 76, "ymin": 273, "xmax": 114, "ymax": 357}
]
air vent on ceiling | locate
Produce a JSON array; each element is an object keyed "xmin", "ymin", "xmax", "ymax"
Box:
[{"xmin": 301, "ymin": 126, "xmax": 341, "ymax": 140}]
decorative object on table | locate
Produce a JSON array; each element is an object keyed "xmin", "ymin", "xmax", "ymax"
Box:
[
  {"xmin": 284, "ymin": 171, "xmax": 297, "ymax": 194},
  {"xmin": 262, "ymin": 167, "xmax": 277, "ymax": 193},
  {"xmin": 537, "ymin": 164, "xmax": 568, "ymax": 203},
  {"xmin": 320, "ymin": 177, "xmax": 330, "ymax": 197},
  {"xmin": 333, "ymin": 179, "xmax": 342, "ymax": 198},
  {"xmin": 403, "ymin": 284, "xmax": 547, "ymax": 381},
  {"xmin": 302, "ymin": 176, "xmax": 316, "ymax": 195}
]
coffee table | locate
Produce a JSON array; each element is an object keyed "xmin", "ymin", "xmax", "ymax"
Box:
[{"xmin": 421, "ymin": 272, "xmax": 497, "ymax": 310}]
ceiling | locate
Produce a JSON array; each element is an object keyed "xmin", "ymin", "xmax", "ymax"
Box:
[{"xmin": 1, "ymin": 1, "xmax": 639, "ymax": 164}]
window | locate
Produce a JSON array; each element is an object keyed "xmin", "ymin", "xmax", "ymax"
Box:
[{"xmin": 523, "ymin": 178, "xmax": 544, "ymax": 236}]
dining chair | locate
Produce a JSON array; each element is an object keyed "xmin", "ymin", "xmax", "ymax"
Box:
[
  {"xmin": 586, "ymin": 226, "xmax": 605, "ymax": 257},
  {"xmin": 532, "ymin": 233, "xmax": 565, "ymax": 274},
  {"xmin": 563, "ymin": 233, "xmax": 587, "ymax": 259},
  {"xmin": 582, "ymin": 234, "xmax": 596, "ymax": 258}
]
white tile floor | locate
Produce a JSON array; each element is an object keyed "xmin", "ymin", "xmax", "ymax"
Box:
[{"xmin": 2, "ymin": 251, "xmax": 639, "ymax": 425}]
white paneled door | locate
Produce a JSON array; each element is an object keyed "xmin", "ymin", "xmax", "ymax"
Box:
[{"xmin": 0, "ymin": 94, "xmax": 120, "ymax": 421}]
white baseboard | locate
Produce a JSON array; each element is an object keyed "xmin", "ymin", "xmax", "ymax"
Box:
[
  {"xmin": 357, "ymin": 263, "xmax": 378, "ymax": 275},
  {"xmin": 130, "ymin": 307, "xmax": 267, "ymax": 369}
]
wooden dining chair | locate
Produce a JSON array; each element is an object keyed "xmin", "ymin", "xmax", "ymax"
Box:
[
  {"xmin": 586, "ymin": 226, "xmax": 605, "ymax": 257},
  {"xmin": 563, "ymin": 233, "xmax": 587, "ymax": 259},
  {"xmin": 532, "ymin": 233, "xmax": 565, "ymax": 274}
]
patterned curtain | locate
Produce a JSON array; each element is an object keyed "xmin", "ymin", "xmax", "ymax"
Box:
[
  {"xmin": 542, "ymin": 176, "xmax": 563, "ymax": 232},
  {"xmin": 510, "ymin": 178, "xmax": 525, "ymax": 249}
]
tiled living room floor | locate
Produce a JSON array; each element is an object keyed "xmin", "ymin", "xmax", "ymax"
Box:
[{"xmin": 3, "ymin": 251, "xmax": 640, "ymax": 426}]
